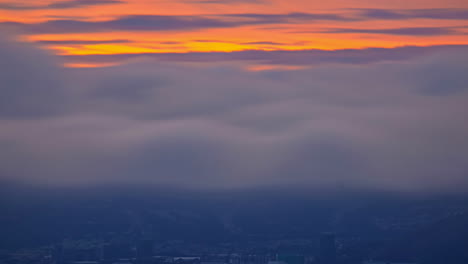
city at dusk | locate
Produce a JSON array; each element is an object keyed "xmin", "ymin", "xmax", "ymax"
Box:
[{"xmin": 0, "ymin": 0, "xmax": 468, "ymax": 264}]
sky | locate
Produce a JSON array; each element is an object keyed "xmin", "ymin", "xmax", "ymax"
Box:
[
  {"xmin": 0, "ymin": 0, "xmax": 468, "ymax": 193},
  {"xmin": 1, "ymin": 0, "xmax": 468, "ymax": 67}
]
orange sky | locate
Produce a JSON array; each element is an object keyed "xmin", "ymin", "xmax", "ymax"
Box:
[{"xmin": 1, "ymin": 0, "xmax": 467, "ymax": 66}]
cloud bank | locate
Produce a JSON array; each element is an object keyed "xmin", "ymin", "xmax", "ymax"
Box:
[{"xmin": 1, "ymin": 36, "xmax": 468, "ymax": 193}]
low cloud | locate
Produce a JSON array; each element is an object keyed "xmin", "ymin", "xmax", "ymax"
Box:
[
  {"xmin": 1, "ymin": 36, "xmax": 468, "ymax": 193},
  {"xmin": 0, "ymin": 36, "xmax": 69, "ymax": 118}
]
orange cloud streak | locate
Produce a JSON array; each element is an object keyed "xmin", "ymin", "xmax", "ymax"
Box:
[{"xmin": 1, "ymin": 0, "xmax": 467, "ymax": 67}]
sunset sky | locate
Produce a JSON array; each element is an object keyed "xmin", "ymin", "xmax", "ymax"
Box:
[
  {"xmin": 1, "ymin": 1, "xmax": 468, "ymax": 192},
  {"xmin": 1, "ymin": 0, "xmax": 467, "ymax": 67}
]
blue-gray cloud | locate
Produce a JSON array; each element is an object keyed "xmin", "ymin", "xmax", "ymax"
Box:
[
  {"xmin": 1, "ymin": 36, "xmax": 468, "ymax": 193},
  {"xmin": 0, "ymin": 0, "xmax": 123, "ymax": 10},
  {"xmin": 0, "ymin": 35, "xmax": 69, "ymax": 118},
  {"xmin": 356, "ymin": 8, "xmax": 468, "ymax": 20},
  {"xmin": 225, "ymin": 12, "xmax": 353, "ymax": 22},
  {"xmin": 311, "ymin": 27, "xmax": 463, "ymax": 36},
  {"xmin": 36, "ymin": 39, "xmax": 132, "ymax": 45},
  {"xmin": 1, "ymin": 9, "xmax": 465, "ymax": 37},
  {"xmin": 1, "ymin": 15, "xmax": 245, "ymax": 34},
  {"xmin": 0, "ymin": 12, "xmax": 354, "ymax": 34}
]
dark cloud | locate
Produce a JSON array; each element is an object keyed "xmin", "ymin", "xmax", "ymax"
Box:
[
  {"xmin": 36, "ymin": 39, "xmax": 132, "ymax": 45},
  {"xmin": 356, "ymin": 8, "xmax": 468, "ymax": 20},
  {"xmin": 1, "ymin": 36, "xmax": 468, "ymax": 193},
  {"xmin": 0, "ymin": 0, "xmax": 123, "ymax": 10},
  {"xmin": 0, "ymin": 12, "xmax": 353, "ymax": 34},
  {"xmin": 1, "ymin": 15, "xmax": 241, "ymax": 34},
  {"xmin": 4, "ymin": 8, "xmax": 465, "ymax": 36},
  {"xmin": 225, "ymin": 12, "xmax": 353, "ymax": 22},
  {"xmin": 312, "ymin": 27, "xmax": 462, "ymax": 36}
]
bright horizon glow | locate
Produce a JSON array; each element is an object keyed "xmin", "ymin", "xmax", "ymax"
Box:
[{"xmin": 1, "ymin": 0, "xmax": 467, "ymax": 67}]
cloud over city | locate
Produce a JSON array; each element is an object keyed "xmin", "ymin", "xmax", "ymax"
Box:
[{"xmin": 1, "ymin": 36, "xmax": 468, "ymax": 193}]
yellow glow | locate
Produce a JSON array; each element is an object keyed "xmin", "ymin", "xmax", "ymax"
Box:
[
  {"xmin": 55, "ymin": 44, "xmax": 164, "ymax": 55},
  {"xmin": 65, "ymin": 62, "xmax": 120, "ymax": 68},
  {"xmin": 1, "ymin": 0, "xmax": 466, "ymax": 67},
  {"xmin": 247, "ymin": 64, "xmax": 309, "ymax": 71}
]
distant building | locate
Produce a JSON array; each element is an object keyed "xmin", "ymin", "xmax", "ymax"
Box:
[
  {"xmin": 101, "ymin": 242, "xmax": 133, "ymax": 263},
  {"xmin": 136, "ymin": 239, "xmax": 154, "ymax": 263},
  {"xmin": 242, "ymin": 254, "xmax": 270, "ymax": 264},
  {"xmin": 52, "ymin": 242, "xmax": 100, "ymax": 264},
  {"xmin": 52, "ymin": 243, "xmax": 64, "ymax": 264},
  {"xmin": 318, "ymin": 233, "xmax": 336, "ymax": 264},
  {"xmin": 277, "ymin": 255, "xmax": 305, "ymax": 264},
  {"xmin": 268, "ymin": 261, "xmax": 287, "ymax": 264},
  {"xmin": 363, "ymin": 262, "xmax": 418, "ymax": 264}
]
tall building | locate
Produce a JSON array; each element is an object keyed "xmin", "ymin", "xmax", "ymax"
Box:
[
  {"xmin": 318, "ymin": 233, "xmax": 336, "ymax": 264},
  {"xmin": 52, "ymin": 243, "xmax": 64, "ymax": 264},
  {"xmin": 136, "ymin": 239, "xmax": 154, "ymax": 263}
]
